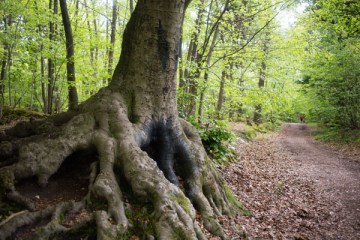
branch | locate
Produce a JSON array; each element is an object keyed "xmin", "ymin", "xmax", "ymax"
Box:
[{"xmin": 209, "ymin": 0, "xmax": 295, "ymax": 68}]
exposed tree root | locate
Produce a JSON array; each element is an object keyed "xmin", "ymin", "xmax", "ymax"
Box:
[{"xmin": 0, "ymin": 91, "xmax": 236, "ymax": 239}]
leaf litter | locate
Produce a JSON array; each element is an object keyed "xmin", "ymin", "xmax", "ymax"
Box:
[{"xmin": 210, "ymin": 123, "xmax": 360, "ymax": 240}]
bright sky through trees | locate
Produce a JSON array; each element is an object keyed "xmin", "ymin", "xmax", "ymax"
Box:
[{"xmin": 277, "ymin": 3, "xmax": 308, "ymax": 29}]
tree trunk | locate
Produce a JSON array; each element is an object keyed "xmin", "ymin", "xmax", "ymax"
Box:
[
  {"xmin": 2, "ymin": 15, "xmax": 13, "ymax": 108},
  {"xmin": 34, "ymin": 2, "xmax": 48, "ymax": 113},
  {"xmin": 198, "ymin": 25, "xmax": 219, "ymax": 122},
  {"xmin": 60, "ymin": 0, "xmax": 78, "ymax": 111},
  {"xmin": 0, "ymin": 16, "xmax": 8, "ymax": 114},
  {"xmin": 47, "ymin": 0, "xmax": 57, "ymax": 114},
  {"xmin": 253, "ymin": 57, "xmax": 267, "ymax": 125},
  {"xmin": 253, "ymin": 31, "xmax": 269, "ymax": 125},
  {"xmin": 0, "ymin": 0, "xmax": 237, "ymax": 239},
  {"xmin": 129, "ymin": 0, "xmax": 134, "ymax": 13},
  {"xmin": 84, "ymin": 0, "xmax": 95, "ymax": 69},
  {"xmin": 91, "ymin": 0, "xmax": 99, "ymax": 65},
  {"xmin": 40, "ymin": 44, "xmax": 47, "ymax": 113},
  {"xmin": 0, "ymin": 43, "xmax": 7, "ymax": 119},
  {"xmin": 107, "ymin": 0, "xmax": 117, "ymax": 83},
  {"xmin": 179, "ymin": 0, "xmax": 205, "ymax": 118},
  {"xmin": 6, "ymin": 48, "xmax": 12, "ymax": 106},
  {"xmin": 216, "ymin": 70, "xmax": 226, "ymax": 119}
]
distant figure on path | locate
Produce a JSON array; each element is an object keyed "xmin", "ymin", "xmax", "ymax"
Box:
[{"xmin": 299, "ymin": 114, "xmax": 305, "ymax": 123}]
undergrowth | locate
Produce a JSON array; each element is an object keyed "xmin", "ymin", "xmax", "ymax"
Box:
[
  {"xmin": 189, "ymin": 119, "xmax": 237, "ymax": 164},
  {"xmin": 312, "ymin": 124, "xmax": 360, "ymax": 144},
  {"xmin": 188, "ymin": 118, "xmax": 281, "ymax": 164}
]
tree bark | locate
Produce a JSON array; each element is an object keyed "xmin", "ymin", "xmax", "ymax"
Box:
[
  {"xmin": 107, "ymin": 0, "xmax": 117, "ymax": 83},
  {"xmin": 0, "ymin": 0, "xmax": 238, "ymax": 239},
  {"xmin": 253, "ymin": 31, "xmax": 269, "ymax": 125},
  {"xmin": 182, "ymin": 0, "xmax": 205, "ymax": 117},
  {"xmin": 198, "ymin": 25, "xmax": 219, "ymax": 122},
  {"xmin": 47, "ymin": 0, "xmax": 57, "ymax": 114},
  {"xmin": 129, "ymin": 0, "xmax": 134, "ymax": 13},
  {"xmin": 2, "ymin": 15, "xmax": 13, "ymax": 108},
  {"xmin": 216, "ymin": 70, "xmax": 226, "ymax": 119},
  {"xmin": 253, "ymin": 60, "xmax": 266, "ymax": 124},
  {"xmin": 0, "ymin": 41, "xmax": 7, "ymax": 119},
  {"xmin": 60, "ymin": 0, "xmax": 78, "ymax": 111},
  {"xmin": 84, "ymin": 0, "xmax": 95, "ymax": 69},
  {"xmin": 40, "ymin": 42, "xmax": 47, "ymax": 113},
  {"xmin": 0, "ymin": 16, "xmax": 9, "ymax": 114}
]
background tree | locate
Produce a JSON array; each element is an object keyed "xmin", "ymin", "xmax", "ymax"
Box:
[{"xmin": 59, "ymin": 0, "xmax": 78, "ymax": 111}]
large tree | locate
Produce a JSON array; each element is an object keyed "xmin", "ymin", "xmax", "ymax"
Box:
[{"xmin": 0, "ymin": 0, "xmax": 236, "ymax": 239}]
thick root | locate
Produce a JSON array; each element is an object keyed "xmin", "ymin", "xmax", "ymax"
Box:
[
  {"xmin": 0, "ymin": 206, "xmax": 54, "ymax": 239},
  {"xmin": 0, "ymin": 92, "xmax": 237, "ymax": 239}
]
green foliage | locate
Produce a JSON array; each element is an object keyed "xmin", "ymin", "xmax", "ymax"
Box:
[
  {"xmin": 189, "ymin": 119, "xmax": 236, "ymax": 163},
  {"xmin": 240, "ymin": 127, "xmax": 257, "ymax": 141},
  {"xmin": 312, "ymin": 125, "xmax": 360, "ymax": 144},
  {"xmin": 4, "ymin": 0, "xmax": 358, "ymax": 138},
  {"xmin": 252, "ymin": 121, "xmax": 281, "ymax": 133},
  {"xmin": 297, "ymin": 0, "xmax": 360, "ymax": 129}
]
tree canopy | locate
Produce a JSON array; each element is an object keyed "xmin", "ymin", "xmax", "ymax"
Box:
[{"xmin": 1, "ymin": 0, "xmax": 359, "ymax": 126}]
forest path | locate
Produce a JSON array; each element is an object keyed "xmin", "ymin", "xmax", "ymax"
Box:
[
  {"xmin": 279, "ymin": 123, "xmax": 360, "ymax": 238},
  {"xmin": 222, "ymin": 122, "xmax": 360, "ymax": 239}
]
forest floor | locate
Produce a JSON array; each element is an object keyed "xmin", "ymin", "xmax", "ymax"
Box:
[
  {"xmin": 2, "ymin": 118, "xmax": 360, "ymax": 239},
  {"xmin": 218, "ymin": 123, "xmax": 360, "ymax": 240}
]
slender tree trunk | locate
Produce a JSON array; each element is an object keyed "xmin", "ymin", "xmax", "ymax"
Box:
[
  {"xmin": 30, "ymin": 70, "xmax": 36, "ymax": 110},
  {"xmin": 39, "ymin": 26, "xmax": 47, "ymax": 113},
  {"xmin": 7, "ymin": 47, "xmax": 12, "ymax": 107},
  {"xmin": 129, "ymin": 0, "xmax": 134, "ymax": 13},
  {"xmin": 47, "ymin": 0, "xmax": 57, "ymax": 114},
  {"xmin": 84, "ymin": 0, "xmax": 95, "ymax": 69},
  {"xmin": 60, "ymin": 0, "xmax": 78, "ymax": 111},
  {"xmin": 254, "ymin": 60, "xmax": 266, "ymax": 124},
  {"xmin": 91, "ymin": 0, "xmax": 99, "ymax": 65},
  {"xmin": 74, "ymin": 0, "xmax": 80, "ymax": 30},
  {"xmin": 216, "ymin": 69, "xmax": 226, "ymax": 118},
  {"xmin": 0, "ymin": 34, "xmax": 7, "ymax": 118},
  {"xmin": 107, "ymin": 0, "xmax": 117, "ymax": 83},
  {"xmin": 33, "ymin": 2, "xmax": 48, "ymax": 113},
  {"xmin": 181, "ymin": 0, "xmax": 205, "ymax": 117},
  {"xmin": 0, "ymin": 51, "xmax": 6, "ymax": 118},
  {"xmin": 254, "ymin": 31, "xmax": 270, "ymax": 125},
  {"xmin": 2, "ymin": 15, "xmax": 13, "ymax": 108},
  {"xmin": 198, "ymin": 25, "xmax": 219, "ymax": 122}
]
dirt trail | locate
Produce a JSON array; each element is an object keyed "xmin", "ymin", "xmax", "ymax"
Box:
[
  {"xmin": 279, "ymin": 123, "xmax": 360, "ymax": 239},
  {"xmin": 220, "ymin": 122, "xmax": 360, "ymax": 239}
]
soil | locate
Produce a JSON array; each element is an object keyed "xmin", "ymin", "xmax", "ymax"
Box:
[
  {"xmin": 219, "ymin": 123, "xmax": 360, "ymax": 239},
  {"xmin": 280, "ymin": 124, "xmax": 360, "ymax": 232},
  {"xmin": 2, "ymin": 122, "xmax": 360, "ymax": 239}
]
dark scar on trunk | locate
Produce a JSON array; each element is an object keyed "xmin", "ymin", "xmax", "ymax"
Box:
[{"xmin": 157, "ymin": 20, "xmax": 169, "ymax": 70}]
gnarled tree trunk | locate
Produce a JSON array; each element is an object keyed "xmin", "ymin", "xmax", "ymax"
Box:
[{"xmin": 0, "ymin": 0, "xmax": 237, "ymax": 239}]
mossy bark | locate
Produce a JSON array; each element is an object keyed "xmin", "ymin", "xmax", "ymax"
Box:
[{"xmin": 0, "ymin": 0, "xmax": 236, "ymax": 239}]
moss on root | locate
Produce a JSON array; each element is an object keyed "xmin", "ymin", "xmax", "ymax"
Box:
[
  {"xmin": 0, "ymin": 107, "xmax": 46, "ymax": 125},
  {"xmin": 0, "ymin": 168, "xmax": 14, "ymax": 190},
  {"xmin": 224, "ymin": 185, "xmax": 252, "ymax": 217},
  {"xmin": 170, "ymin": 194, "xmax": 192, "ymax": 216},
  {"xmin": 124, "ymin": 203, "xmax": 156, "ymax": 239}
]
